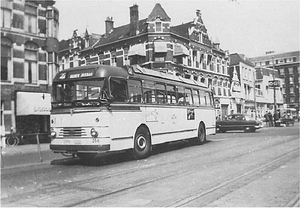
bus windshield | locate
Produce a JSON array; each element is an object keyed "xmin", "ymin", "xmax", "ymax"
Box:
[{"xmin": 52, "ymin": 78, "xmax": 109, "ymax": 108}]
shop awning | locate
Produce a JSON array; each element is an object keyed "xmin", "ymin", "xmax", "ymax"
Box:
[
  {"xmin": 128, "ymin": 44, "xmax": 146, "ymax": 56},
  {"xmin": 17, "ymin": 92, "xmax": 51, "ymax": 116},
  {"xmin": 154, "ymin": 42, "xmax": 168, "ymax": 53},
  {"xmin": 174, "ymin": 44, "xmax": 189, "ymax": 56}
]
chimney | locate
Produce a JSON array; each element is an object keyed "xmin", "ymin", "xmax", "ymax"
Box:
[
  {"xmin": 196, "ymin": 9, "xmax": 201, "ymax": 17},
  {"xmin": 105, "ymin": 17, "xmax": 114, "ymax": 35},
  {"xmin": 130, "ymin": 4, "xmax": 139, "ymax": 36}
]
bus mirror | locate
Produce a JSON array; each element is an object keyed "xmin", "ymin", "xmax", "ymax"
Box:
[{"xmin": 100, "ymin": 97, "xmax": 111, "ymax": 106}]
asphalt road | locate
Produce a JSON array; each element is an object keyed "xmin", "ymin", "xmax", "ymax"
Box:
[{"xmin": 1, "ymin": 124, "xmax": 299, "ymax": 207}]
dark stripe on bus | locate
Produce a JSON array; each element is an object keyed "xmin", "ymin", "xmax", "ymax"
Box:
[
  {"xmin": 152, "ymin": 128, "xmax": 197, "ymax": 136},
  {"xmin": 50, "ymin": 144, "xmax": 110, "ymax": 151},
  {"xmin": 112, "ymin": 136, "xmax": 133, "ymax": 141},
  {"xmin": 51, "ymin": 106, "xmax": 141, "ymax": 114}
]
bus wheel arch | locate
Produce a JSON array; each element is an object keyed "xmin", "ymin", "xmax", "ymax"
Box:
[
  {"xmin": 132, "ymin": 124, "xmax": 152, "ymax": 159},
  {"xmin": 196, "ymin": 121, "xmax": 206, "ymax": 145}
]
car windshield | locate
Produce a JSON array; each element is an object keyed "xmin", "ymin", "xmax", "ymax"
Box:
[
  {"xmin": 227, "ymin": 114, "xmax": 251, "ymax": 121},
  {"xmin": 52, "ymin": 78, "xmax": 108, "ymax": 108}
]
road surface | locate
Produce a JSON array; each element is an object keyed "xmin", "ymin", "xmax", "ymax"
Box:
[{"xmin": 1, "ymin": 124, "xmax": 299, "ymax": 207}]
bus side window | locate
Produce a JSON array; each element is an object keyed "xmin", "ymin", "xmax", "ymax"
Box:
[
  {"xmin": 192, "ymin": 89, "xmax": 200, "ymax": 106},
  {"xmin": 166, "ymin": 85, "xmax": 176, "ymax": 104},
  {"xmin": 199, "ymin": 91, "xmax": 206, "ymax": 106},
  {"xmin": 155, "ymin": 83, "xmax": 166, "ymax": 104},
  {"xmin": 128, "ymin": 79, "xmax": 143, "ymax": 103},
  {"xmin": 143, "ymin": 81, "xmax": 156, "ymax": 104},
  {"xmin": 185, "ymin": 88, "xmax": 193, "ymax": 105},
  {"xmin": 177, "ymin": 86, "xmax": 185, "ymax": 105},
  {"xmin": 205, "ymin": 91, "xmax": 213, "ymax": 106},
  {"xmin": 110, "ymin": 78, "xmax": 128, "ymax": 102}
]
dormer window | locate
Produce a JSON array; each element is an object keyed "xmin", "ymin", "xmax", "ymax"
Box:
[{"xmin": 155, "ymin": 21, "xmax": 162, "ymax": 32}]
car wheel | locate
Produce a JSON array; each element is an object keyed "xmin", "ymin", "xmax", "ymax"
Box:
[{"xmin": 133, "ymin": 126, "xmax": 151, "ymax": 159}]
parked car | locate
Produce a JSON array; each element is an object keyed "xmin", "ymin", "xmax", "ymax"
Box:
[
  {"xmin": 279, "ymin": 114, "xmax": 295, "ymax": 126},
  {"xmin": 216, "ymin": 114, "xmax": 263, "ymax": 133}
]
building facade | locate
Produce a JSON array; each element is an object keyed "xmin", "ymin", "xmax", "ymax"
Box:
[
  {"xmin": 59, "ymin": 3, "xmax": 231, "ymax": 118},
  {"xmin": 249, "ymin": 51, "xmax": 300, "ymax": 116},
  {"xmin": 228, "ymin": 54, "xmax": 257, "ymax": 117},
  {"xmin": 1, "ymin": 0, "xmax": 59, "ymax": 139},
  {"xmin": 254, "ymin": 66, "xmax": 284, "ymax": 118}
]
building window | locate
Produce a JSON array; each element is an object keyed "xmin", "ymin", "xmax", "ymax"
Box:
[
  {"xmin": 39, "ymin": 64, "xmax": 47, "ymax": 80},
  {"xmin": 293, "ymin": 57, "xmax": 297, "ymax": 62},
  {"xmin": 25, "ymin": 14, "xmax": 37, "ymax": 33},
  {"xmin": 288, "ymin": 68, "xmax": 293, "ymax": 75},
  {"xmin": 1, "ymin": 44, "xmax": 11, "ymax": 81},
  {"xmin": 290, "ymin": 97, "xmax": 295, "ymax": 103},
  {"xmin": 279, "ymin": 68, "xmax": 285, "ymax": 76},
  {"xmin": 1, "ymin": 8, "xmax": 11, "ymax": 28},
  {"xmin": 154, "ymin": 53, "xmax": 165, "ymax": 62},
  {"xmin": 25, "ymin": 42, "xmax": 38, "ymax": 84},
  {"xmin": 12, "ymin": 13, "xmax": 23, "ymax": 29},
  {"xmin": 155, "ymin": 22, "xmax": 162, "ymax": 32}
]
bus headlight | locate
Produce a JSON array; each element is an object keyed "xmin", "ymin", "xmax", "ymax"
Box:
[
  {"xmin": 50, "ymin": 130, "xmax": 56, "ymax": 139},
  {"xmin": 90, "ymin": 128, "xmax": 98, "ymax": 138}
]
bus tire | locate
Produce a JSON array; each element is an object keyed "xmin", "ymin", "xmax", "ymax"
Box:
[
  {"xmin": 196, "ymin": 122, "xmax": 206, "ymax": 145},
  {"xmin": 133, "ymin": 127, "xmax": 151, "ymax": 159}
]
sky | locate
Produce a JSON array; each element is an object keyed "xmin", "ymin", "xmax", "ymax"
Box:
[{"xmin": 55, "ymin": 0, "xmax": 300, "ymax": 57}]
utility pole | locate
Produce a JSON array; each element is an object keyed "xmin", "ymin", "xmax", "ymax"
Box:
[{"xmin": 272, "ymin": 57, "xmax": 277, "ymax": 113}]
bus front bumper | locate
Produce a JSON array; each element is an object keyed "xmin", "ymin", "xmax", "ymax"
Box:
[{"xmin": 50, "ymin": 144, "xmax": 110, "ymax": 153}]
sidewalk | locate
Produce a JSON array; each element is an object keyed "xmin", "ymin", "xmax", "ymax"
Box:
[
  {"xmin": 0, "ymin": 143, "xmax": 64, "ymax": 169},
  {"xmin": 1, "ymin": 143, "xmax": 50, "ymax": 156}
]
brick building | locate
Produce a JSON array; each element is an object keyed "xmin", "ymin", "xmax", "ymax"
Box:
[
  {"xmin": 1, "ymin": 0, "xmax": 59, "ymax": 139},
  {"xmin": 59, "ymin": 3, "xmax": 231, "ymax": 118}
]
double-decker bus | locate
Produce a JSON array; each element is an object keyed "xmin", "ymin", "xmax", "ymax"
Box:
[{"xmin": 50, "ymin": 65, "xmax": 216, "ymax": 160}]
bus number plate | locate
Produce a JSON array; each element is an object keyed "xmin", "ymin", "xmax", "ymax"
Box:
[{"xmin": 92, "ymin": 138, "xmax": 101, "ymax": 143}]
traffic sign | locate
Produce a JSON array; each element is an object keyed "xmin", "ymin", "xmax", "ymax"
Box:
[{"xmin": 268, "ymin": 80, "xmax": 280, "ymax": 88}]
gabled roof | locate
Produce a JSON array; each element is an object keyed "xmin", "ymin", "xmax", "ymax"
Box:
[
  {"xmin": 88, "ymin": 18, "xmax": 148, "ymax": 50},
  {"xmin": 147, "ymin": 3, "xmax": 171, "ymax": 21},
  {"xmin": 229, "ymin": 53, "xmax": 255, "ymax": 67},
  {"xmin": 170, "ymin": 22, "xmax": 192, "ymax": 39}
]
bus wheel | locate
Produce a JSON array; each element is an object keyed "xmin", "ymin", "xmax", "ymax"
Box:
[
  {"xmin": 196, "ymin": 123, "xmax": 206, "ymax": 145},
  {"xmin": 133, "ymin": 127, "xmax": 151, "ymax": 159}
]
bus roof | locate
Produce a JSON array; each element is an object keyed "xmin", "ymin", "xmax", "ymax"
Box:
[
  {"xmin": 53, "ymin": 65, "xmax": 129, "ymax": 81},
  {"xmin": 53, "ymin": 64, "xmax": 209, "ymax": 89}
]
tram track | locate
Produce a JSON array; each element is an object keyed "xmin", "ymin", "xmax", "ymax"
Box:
[
  {"xmin": 2, "ymin": 135, "xmax": 298, "ymax": 207},
  {"xmin": 166, "ymin": 148, "xmax": 299, "ymax": 207}
]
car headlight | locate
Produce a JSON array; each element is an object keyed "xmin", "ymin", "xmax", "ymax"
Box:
[{"xmin": 90, "ymin": 128, "xmax": 98, "ymax": 138}]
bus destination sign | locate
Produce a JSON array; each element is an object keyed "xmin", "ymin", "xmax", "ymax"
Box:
[{"xmin": 68, "ymin": 69, "xmax": 94, "ymax": 79}]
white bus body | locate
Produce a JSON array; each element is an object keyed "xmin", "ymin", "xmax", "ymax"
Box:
[{"xmin": 50, "ymin": 65, "xmax": 216, "ymax": 159}]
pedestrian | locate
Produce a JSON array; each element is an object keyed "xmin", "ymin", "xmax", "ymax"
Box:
[
  {"xmin": 264, "ymin": 112, "xmax": 269, "ymax": 127},
  {"xmin": 268, "ymin": 112, "xmax": 273, "ymax": 127}
]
